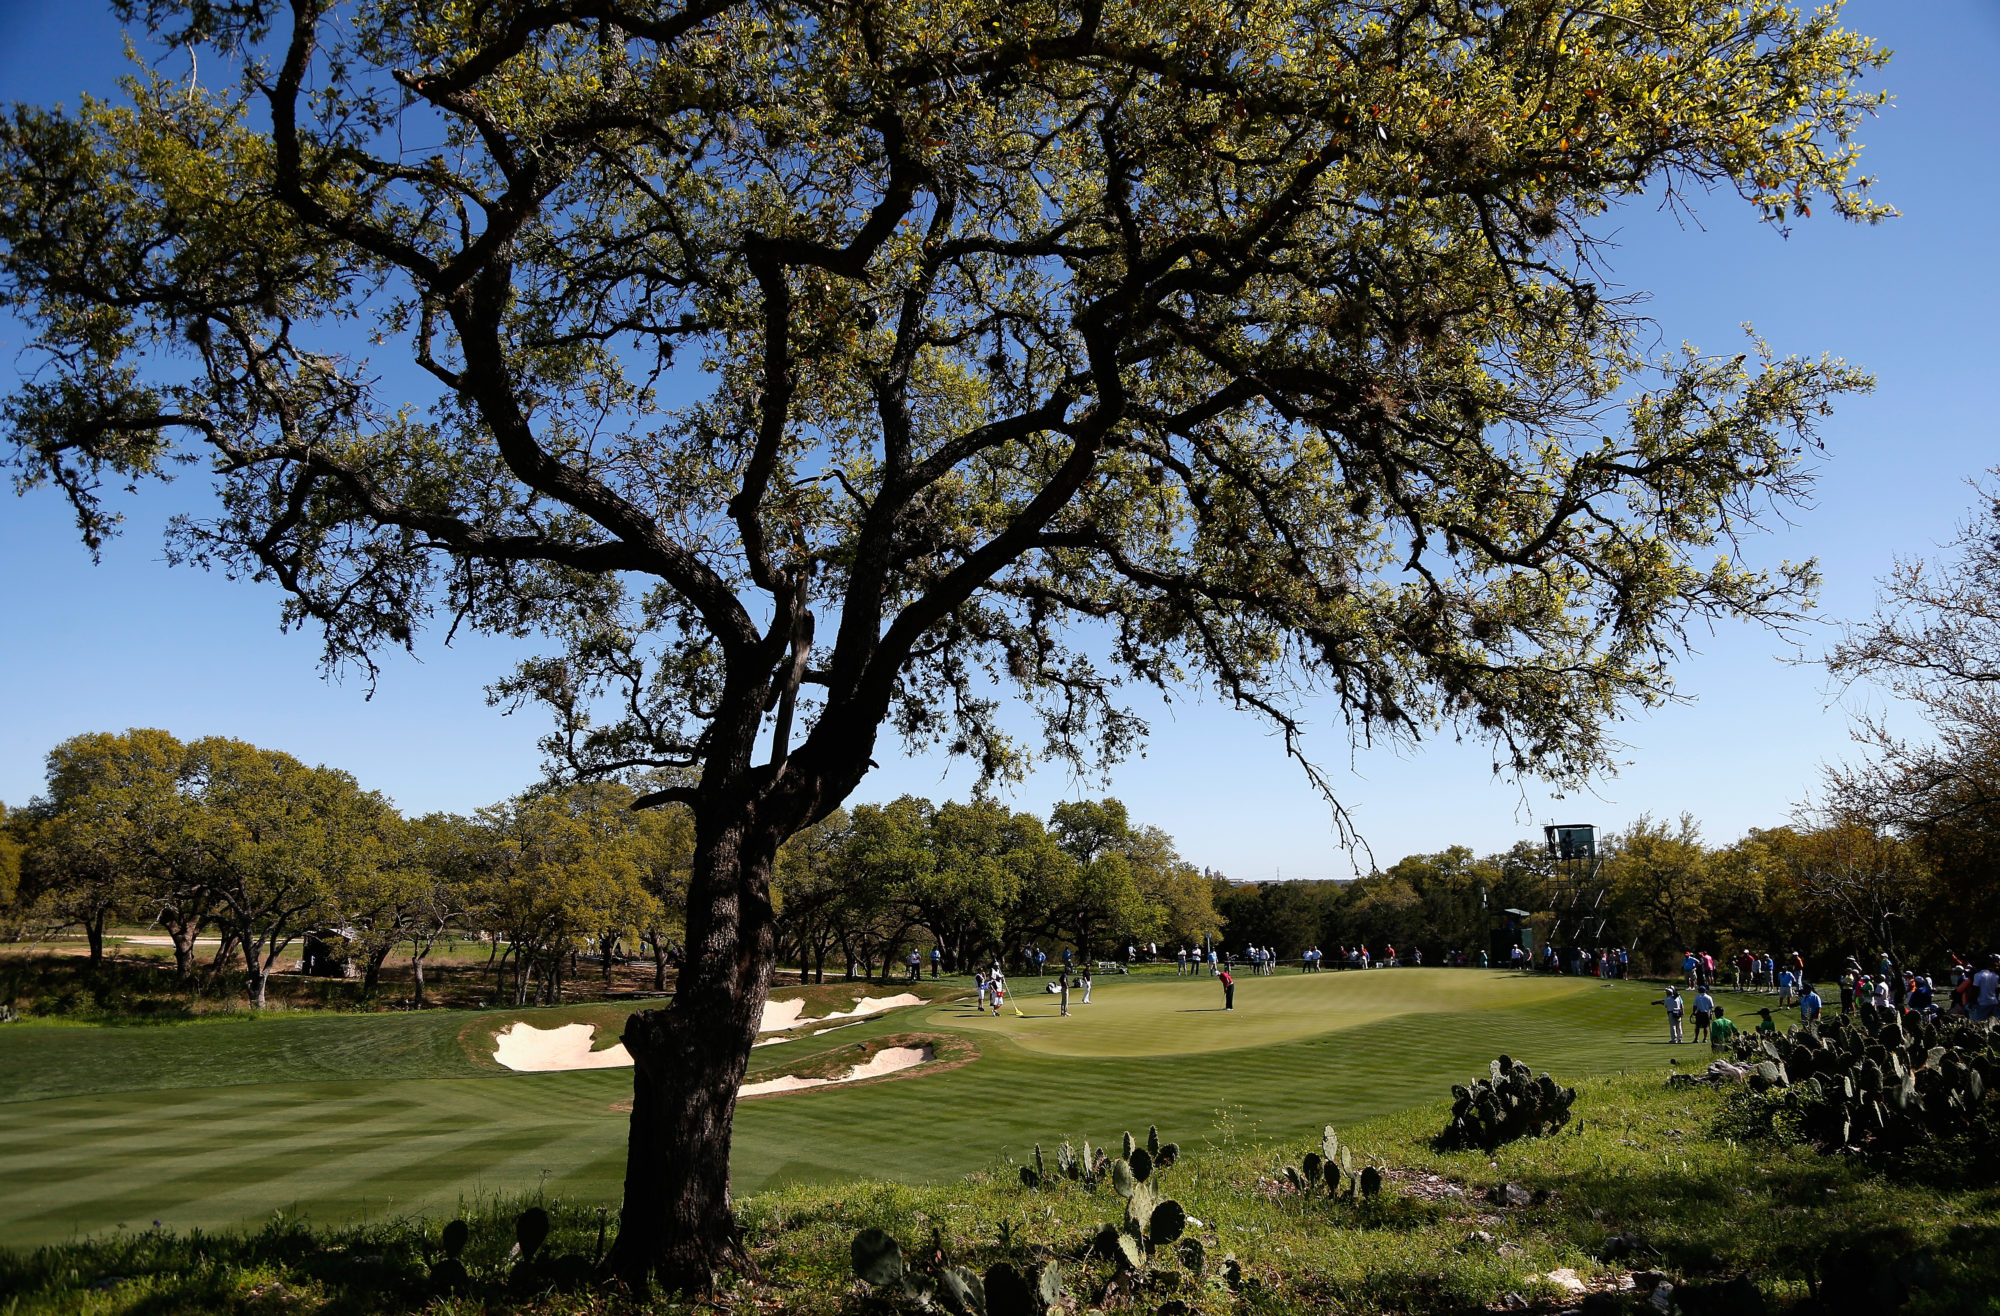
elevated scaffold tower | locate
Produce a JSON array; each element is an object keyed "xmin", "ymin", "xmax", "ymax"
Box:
[{"xmin": 1543, "ymin": 823, "xmax": 1611, "ymax": 949}]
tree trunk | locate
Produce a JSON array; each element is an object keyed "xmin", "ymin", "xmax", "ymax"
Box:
[
  {"xmin": 606, "ymin": 816, "xmax": 777, "ymax": 1293},
  {"xmin": 412, "ymin": 944, "xmax": 428, "ymax": 1009},
  {"xmin": 362, "ymin": 943, "xmax": 393, "ymax": 996},
  {"xmin": 164, "ymin": 908, "xmax": 204, "ymax": 980},
  {"xmin": 85, "ymin": 909, "xmax": 107, "ymax": 971},
  {"xmin": 246, "ymin": 934, "xmax": 270, "ymax": 1009}
]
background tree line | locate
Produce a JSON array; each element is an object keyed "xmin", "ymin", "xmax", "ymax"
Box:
[
  {"xmin": 0, "ymin": 732, "xmax": 1226, "ymax": 1002},
  {"xmin": 0, "ymin": 729, "xmax": 693, "ymax": 1008}
]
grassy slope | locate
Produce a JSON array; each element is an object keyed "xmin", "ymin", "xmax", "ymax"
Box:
[
  {"xmin": 4, "ymin": 1070, "xmax": 1995, "ymax": 1315},
  {"xmin": 0, "ymin": 970, "xmax": 1675, "ymax": 1246}
]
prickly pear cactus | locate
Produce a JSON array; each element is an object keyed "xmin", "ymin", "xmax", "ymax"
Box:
[
  {"xmin": 1723, "ymin": 1008, "xmax": 2000, "ymax": 1163},
  {"xmin": 1129, "ymin": 1146, "xmax": 1153, "ymax": 1183},
  {"xmin": 1440, "ymin": 1056, "xmax": 1578, "ymax": 1150},
  {"xmin": 1148, "ymin": 1125, "xmax": 1161, "ymax": 1158},
  {"xmin": 852, "ymin": 1228, "xmax": 904, "ymax": 1286}
]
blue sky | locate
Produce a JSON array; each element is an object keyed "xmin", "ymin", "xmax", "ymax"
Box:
[{"xmin": 3, "ymin": 2, "xmax": 1997, "ymax": 878}]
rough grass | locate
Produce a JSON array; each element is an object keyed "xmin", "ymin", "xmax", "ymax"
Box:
[{"xmin": 2, "ymin": 1071, "xmax": 1994, "ymax": 1314}]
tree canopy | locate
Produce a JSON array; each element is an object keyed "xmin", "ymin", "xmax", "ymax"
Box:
[{"xmin": 0, "ymin": 0, "xmax": 1892, "ymax": 1290}]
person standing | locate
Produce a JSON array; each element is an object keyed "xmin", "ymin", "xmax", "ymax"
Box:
[
  {"xmin": 1692, "ymin": 987, "xmax": 1715, "ymax": 1042},
  {"xmin": 931, "ymin": 945, "xmax": 942, "ymax": 979},
  {"xmin": 1176, "ymin": 946, "xmax": 1188, "ymax": 976},
  {"xmin": 1975, "ymin": 955, "xmax": 2000, "ymax": 1023},
  {"xmin": 1651, "ymin": 986, "xmax": 1685, "ymax": 1043},
  {"xmin": 990, "ymin": 970, "xmax": 1007, "ymax": 1017},
  {"xmin": 974, "ymin": 966, "xmax": 990, "ymax": 1010},
  {"xmin": 1080, "ymin": 962, "xmax": 1093, "ymax": 1004},
  {"xmin": 1058, "ymin": 967, "xmax": 1071, "ymax": 1017},
  {"xmin": 1219, "ymin": 965, "xmax": 1236, "ymax": 1011},
  {"xmin": 1799, "ymin": 983, "xmax": 1823, "ymax": 1023}
]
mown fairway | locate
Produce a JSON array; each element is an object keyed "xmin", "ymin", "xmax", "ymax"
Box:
[{"xmin": 0, "ymin": 969, "xmax": 1679, "ymax": 1246}]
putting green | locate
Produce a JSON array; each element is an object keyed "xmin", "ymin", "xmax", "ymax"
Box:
[
  {"xmin": 0, "ymin": 969, "xmax": 1681, "ymax": 1247},
  {"xmin": 941, "ymin": 969, "xmax": 1595, "ymax": 1056}
]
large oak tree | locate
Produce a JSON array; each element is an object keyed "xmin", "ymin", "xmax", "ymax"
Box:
[{"xmin": 3, "ymin": 0, "xmax": 1888, "ymax": 1289}]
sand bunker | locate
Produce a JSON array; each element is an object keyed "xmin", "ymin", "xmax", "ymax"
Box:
[
  {"xmin": 759, "ymin": 999, "xmax": 808, "ymax": 1031},
  {"xmin": 816, "ymin": 993, "xmax": 923, "ymax": 1022},
  {"xmin": 492, "ymin": 1022, "xmax": 633, "ymax": 1072},
  {"xmin": 493, "ymin": 1019, "xmax": 935, "ymax": 1094},
  {"xmin": 757, "ymin": 992, "xmax": 922, "ymax": 1034},
  {"xmin": 740, "ymin": 1044, "xmax": 933, "ymax": 1097}
]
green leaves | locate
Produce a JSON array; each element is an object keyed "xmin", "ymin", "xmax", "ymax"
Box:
[{"xmin": 2, "ymin": 0, "xmax": 1889, "ymax": 896}]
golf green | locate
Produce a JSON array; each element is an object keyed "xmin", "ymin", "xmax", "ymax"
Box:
[{"xmin": 0, "ymin": 969, "xmax": 1682, "ymax": 1247}]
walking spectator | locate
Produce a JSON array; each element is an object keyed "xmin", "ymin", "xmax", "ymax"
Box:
[
  {"xmin": 1777, "ymin": 965, "xmax": 1796, "ymax": 1008},
  {"xmin": 1800, "ymin": 983, "xmax": 1823, "ymax": 1023},
  {"xmin": 1692, "ymin": 987, "xmax": 1715, "ymax": 1042},
  {"xmin": 1975, "ymin": 956, "xmax": 2000, "ymax": 1023}
]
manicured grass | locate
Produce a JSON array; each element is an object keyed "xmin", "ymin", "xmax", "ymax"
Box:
[
  {"xmin": 0, "ymin": 969, "xmax": 1679, "ymax": 1247},
  {"xmin": 944, "ymin": 966, "xmax": 1598, "ymax": 1055}
]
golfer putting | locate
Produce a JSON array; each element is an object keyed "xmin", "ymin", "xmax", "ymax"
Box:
[{"xmin": 1219, "ymin": 966, "xmax": 1235, "ymax": 1010}]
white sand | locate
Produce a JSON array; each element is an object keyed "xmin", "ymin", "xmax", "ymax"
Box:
[
  {"xmin": 494, "ymin": 1012, "xmax": 935, "ymax": 1092},
  {"xmin": 814, "ymin": 993, "xmax": 924, "ymax": 1022},
  {"xmin": 760, "ymin": 992, "xmax": 920, "ymax": 1033},
  {"xmin": 739, "ymin": 1073, "xmax": 834, "ymax": 1096},
  {"xmin": 492, "ymin": 1022, "xmax": 633, "ymax": 1072},
  {"xmin": 759, "ymin": 999, "xmax": 808, "ymax": 1031},
  {"xmin": 741, "ymin": 1044, "xmax": 934, "ymax": 1097},
  {"xmin": 843, "ymin": 1044, "xmax": 933, "ymax": 1080}
]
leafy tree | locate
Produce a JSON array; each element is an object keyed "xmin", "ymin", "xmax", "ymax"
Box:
[
  {"xmin": 395, "ymin": 812, "xmax": 483, "ymax": 1008},
  {"xmin": 828, "ymin": 798, "xmax": 930, "ymax": 977},
  {"xmin": 1779, "ymin": 823, "xmax": 1931, "ymax": 1006},
  {"xmin": 20, "ymin": 729, "xmax": 198, "ymax": 970},
  {"xmin": 1603, "ymin": 812, "xmax": 1715, "ymax": 966},
  {"xmin": 772, "ymin": 809, "xmax": 851, "ymax": 983},
  {"xmin": 1123, "ymin": 824, "xmax": 1221, "ymax": 949},
  {"xmin": 477, "ymin": 784, "xmax": 652, "ymax": 1005},
  {"xmin": 0, "ymin": 0, "xmax": 1890, "ymax": 1286},
  {"xmin": 0, "ymin": 802, "xmax": 28, "ymax": 937},
  {"xmin": 188, "ymin": 737, "xmax": 395, "ymax": 1008},
  {"xmin": 913, "ymin": 798, "xmax": 1030, "ymax": 971},
  {"xmin": 632, "ymin": 798, "xmax": 697, "ymax": 990}
]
